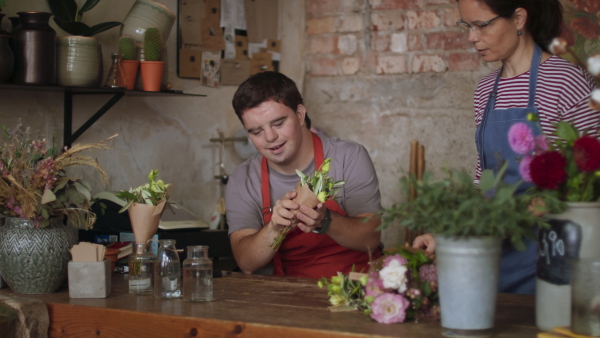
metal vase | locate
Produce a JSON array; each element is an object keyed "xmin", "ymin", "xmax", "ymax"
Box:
[
  {"xmin": 12, "ymin": 12, "xmax": 56, "ymax": 85},
  {"xmin": 0, "ymin": 217, "xmax": 73, "ymax": 294},
  {"xmin": 434, "ymin": 235, "xmax": 502, "ymax": 337}
]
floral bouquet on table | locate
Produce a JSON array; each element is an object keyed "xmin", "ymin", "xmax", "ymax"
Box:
[
  {"xmin": 318, "ymin": 246, "xmax": 439, "ymax": 324},
  {"xmin": 269, "ymin": 158, "xmax": 345, "ymax": 250},
  {"xmin": 116, "ymin": 169, "xmax": 171, "ymax": 244},
  {"xmin": 0, "ymin": 121, "xmax": 115, "ymax": 228}
]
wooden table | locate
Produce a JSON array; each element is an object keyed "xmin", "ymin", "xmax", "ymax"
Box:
[{"xmin": 0, "ymin": 273, "xmax": 539, "ymax": 337}]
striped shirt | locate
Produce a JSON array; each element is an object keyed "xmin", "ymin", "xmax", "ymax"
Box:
[{"xmin": 474, "ymin": 55, "xmax": 599, "ymax": 181}]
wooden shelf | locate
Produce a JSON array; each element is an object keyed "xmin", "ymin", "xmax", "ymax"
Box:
[{"xmin": 0, "ymin": 83, "xmax": 206, "ymax": 147}]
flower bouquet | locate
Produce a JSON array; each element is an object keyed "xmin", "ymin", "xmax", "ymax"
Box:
[
  {"xmin": 269, "ymin": 158, "xmax": 345, "ymax": 250},
  {"xmin": 116, "ymin": 169, "xmax": 171, "ymax": 244},
  {"xmin": 318, "ymin": 246, "xmax": 439, "ymax": 324},
  {"xmin": 0, "ymin": 122, "xmax": 115, "ymax": 228},
  {"xmin": 510, "ymin": 120, "xmax": 600, "ymax": 202}
]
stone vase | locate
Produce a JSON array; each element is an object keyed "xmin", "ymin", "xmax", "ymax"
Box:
[
  {"xmin": 57, "ymin": 36, "xmax": 102, "ymax": 87},
  {"xmin": 0, "ymin": 217, "xmax": 73, "ymax": 294},
  {"xmin": 434, "ymin": 235, "xmax": 502, "ymax": 338},
  {"xmin": 536, "ymin": 202, "xmax": 600, "ymax": 332}
]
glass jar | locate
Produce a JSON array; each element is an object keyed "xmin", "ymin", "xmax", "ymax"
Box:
[
  {"xmin": 128, "ymin": 242, "xmax": 155, "ymax": 295},
  {"xmin": 105, "ymin": 52, "xmax": 126, "ymax": 88},
  {"xmin": 154, "ymin": 239, "xmax": 181, "ymax": 298},
  {"xmin": 182, "ymin": 245, "xmax": 213, "ymax": 302}
]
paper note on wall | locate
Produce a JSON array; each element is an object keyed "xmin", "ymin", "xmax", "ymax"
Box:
[{"xmin": 244, "ymin": 0, "xmax": 279, "ymax": 43}]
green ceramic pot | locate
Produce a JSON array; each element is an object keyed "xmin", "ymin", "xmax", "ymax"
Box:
[{"xmin": 0, "ymin": 217, "xmax": 74, "ymax": 294}]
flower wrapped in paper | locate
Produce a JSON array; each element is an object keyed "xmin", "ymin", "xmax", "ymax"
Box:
[{"xmin": 269, "ymin": 158, "xmax": 345, "ymax": 250}]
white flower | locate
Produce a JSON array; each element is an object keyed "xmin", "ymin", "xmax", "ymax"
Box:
[
  {"xmin": 588, "ymin": 54, "xmax": 600, "ymax": 78},
  {"xmin": 379, "ymin": 257, "xmax": 409, "ymax": 292}
]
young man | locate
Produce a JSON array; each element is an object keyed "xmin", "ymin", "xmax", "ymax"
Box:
[{"xmin": 226, "ymin": 71, "xmax": 382, "ymax": 279}]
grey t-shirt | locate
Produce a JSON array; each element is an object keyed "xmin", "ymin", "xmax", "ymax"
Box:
[{"xmin": 225, "ymin": 133, "xmax": 381, "ymax": 235}]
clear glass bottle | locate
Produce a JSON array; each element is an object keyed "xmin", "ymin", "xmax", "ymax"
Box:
[
  {"xmin": 183, "ymin": 245, "xmax": 213, "ymax": 302},
  {"xmin": 128, "ymin": 242, "xmax": 155, "ymax": 295},
  {"xmin": 104, "ymin": 52, "xmax": 126, "ymax": 88},
  {"xmin": 154, "ymin": 239, "xmax": 181, "ymax": 298}
]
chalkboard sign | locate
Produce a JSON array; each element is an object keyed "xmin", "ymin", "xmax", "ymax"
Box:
[{"xmin": 537, "ymin": 219, "xmax": 582, "ymax": 285}]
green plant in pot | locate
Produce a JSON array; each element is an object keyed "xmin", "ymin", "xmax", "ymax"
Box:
[
  {"xmin": 140, "ymin": 27, "xmax": 165, "ymax": 91},
  {"xmin": 379, "ymin": 163, "xmax": 560, "ymax": 337},
  {"xmin": 0, "ymin": 122, "xmax": 115, "ymax": 294},
  {"xmin": 117, "ymin": 35, "xmax": 139, "ymax": 90},
  {"xmin": 47, "ymin": 0, "xmax": 123, "ymax": 87}
]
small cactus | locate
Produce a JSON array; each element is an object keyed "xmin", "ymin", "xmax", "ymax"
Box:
[
  {"xmin": 143, "ymin": 27, "xmax": 162, "ymax": 62},
  {"xmin": 119, "ymin": 36, "xmax": 136, "ymax": 61}
]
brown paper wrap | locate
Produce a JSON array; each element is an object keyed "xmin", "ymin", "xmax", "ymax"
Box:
[
  {"xmin": 292, "ymin": 181, "xmax": 320, "ymax": 215},
  {"xmin": 128, "ymin": 200, "xmax": 167, "ymax": 244}
]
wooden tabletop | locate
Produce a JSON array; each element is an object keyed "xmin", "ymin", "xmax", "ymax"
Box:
[{"xmin": 0, "ymin": 273, "xmax": 539, "ymax": 337}]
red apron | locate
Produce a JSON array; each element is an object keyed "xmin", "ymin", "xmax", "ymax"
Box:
[{"xmin": 261, "ymin": 133, "xmax": 381, "ymax": 279}]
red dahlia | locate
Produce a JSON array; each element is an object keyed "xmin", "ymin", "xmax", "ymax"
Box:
[
  {"xmin": 530, "ymin": 151, "xmax": 567, "ymax": 190},
  {"xmin": 574, "ymin": 136, "xmax": 600, "ymax": 172}
]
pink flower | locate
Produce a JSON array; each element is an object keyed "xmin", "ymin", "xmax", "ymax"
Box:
[
  {"xmin": 508, "ymin": 123, "xmax": 535, "ymax": 155},
  {"xmin": 418, "ymin": 264, "xmax": 438, "ymax": 283},
  {"xmin": 370, "ymin": 293, "xmax": 410, "ymax": 324},
  {"xmin": 519, "ymin": 155, "xmax": 534, "ymax": 182},
  {"xmin": 365, "ymin": 277, "xmax": 385, "ymax": 298},
  {"xmin": 535, "ymin": 135, "xmax": 548, "ymax": 152}
]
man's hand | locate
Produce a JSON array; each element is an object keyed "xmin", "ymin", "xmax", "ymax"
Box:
[
  {"xmin": 270, "ymin": 190, "xmax": 300, "ymax": 232},
  {"xmin": 295, "ymin": 203, "xmax": 328, "ymax": 233}
]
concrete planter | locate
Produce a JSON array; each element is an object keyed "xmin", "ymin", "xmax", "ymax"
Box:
[
  {"xmin": 435, "ymin": 235, "xmax": 502, "ymax": 338},
  {"xmin": 68, "ymin": 259, "xmax": 112, "ymax": 298}
]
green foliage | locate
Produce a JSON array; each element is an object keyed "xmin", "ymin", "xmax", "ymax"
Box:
[
  {"xmin": 380, "ymin": 163, "xmax": 564, "ymax": 250},
  {"xmin": 116, "ymin": 169, "xmax": 170, "ymax": 212},
  {"xmin": 143, "ymin": 27, "xmax": 162, "ymax": 61},
  {"xmin": 0, "ymin": 0, "xmax": 6, "ymax": 8},
  {"xmin": 47, "ymin": 0, "xmax": 122, "ymax": 37},
  {"xmin": 118, "ymin": 36, "xmax": 136, "ymax": 61},
  {"xmin": 295, "ymin": 158, "xmax": 345, "ymax": 202}
]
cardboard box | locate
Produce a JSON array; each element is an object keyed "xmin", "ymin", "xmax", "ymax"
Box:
[
  {"xmin": 68, "ymin": 259, "xmax": 112, "ymax": 298},
  {"xmin": 221, "ymin": 59, "xmax": 250, "ymax": 86}
]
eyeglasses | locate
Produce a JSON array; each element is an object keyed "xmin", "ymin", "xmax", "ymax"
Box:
[{"xmin": 456, "ymin": 15, "xmax": 502, "ymax": 34}]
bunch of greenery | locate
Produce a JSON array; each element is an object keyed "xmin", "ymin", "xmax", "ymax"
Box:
[
  {"xmin": 116, "ymin": 169, "xmax": 170, "ymax": 212},
  {"xmin": 380, "ymin": 163, "xmax": 563, "ymax": 250},
  {"xmin": 143, "ymin": 27, "xmax": 162, "ymax": 62},
  {"xmin": 118, "ymin": 36, "xmax": 136, "ymax": 61},
  {"xmin": 47, "ymin": 0, "xmax": 122, "ymax": 37}
]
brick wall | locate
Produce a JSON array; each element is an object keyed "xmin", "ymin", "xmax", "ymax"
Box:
[{"xmin": 302, "ymin": 0, "xmax": 497, "ymax": 246}]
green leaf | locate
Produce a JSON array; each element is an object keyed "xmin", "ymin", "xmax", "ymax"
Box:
[
  {"xmin": 47, "ymin": 0, "xmax": 77, "ymax": 23},
  {"xmin": 555, "ymin": 121, "xmax": 579, "ymax": 143},
  {"xmin": 85, "ymin": 21, "xmax": 122, "ymax": 37},
  {"xmin": 78, "ymin": 0, "xmax": 99, "ymax": 14},
  {"xmin": 41, "ymin": 189, "xmax": 57, "ymax": 204},
  {"xmin": 73, "ymin": 181, "xmax": 92, "ymax": 201},
  {"xmin": 53, "ymin": 19, "xmax": 90, "ymax": 35},
  {"xmin": 479, "ymin": 169, "xmax": 495, "ymax": 193}
]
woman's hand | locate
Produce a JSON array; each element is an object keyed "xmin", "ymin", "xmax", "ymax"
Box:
[{"xmin": 412, "ymin": 233, "xmax": 436, "ymax": 253}]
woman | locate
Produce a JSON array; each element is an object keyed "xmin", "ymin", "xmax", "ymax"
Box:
[{"xmin": 414, "ymin": 0, "xmax": 599, "ymax": 294}]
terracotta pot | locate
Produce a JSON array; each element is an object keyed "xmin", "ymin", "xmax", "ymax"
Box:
[
  {"xmin": 118, "ymin": 59, "xmax": 139, "ymax": 90},
  {"xmin": 140, "ymin": 61, "xmax": 165, "ymax": 91}
]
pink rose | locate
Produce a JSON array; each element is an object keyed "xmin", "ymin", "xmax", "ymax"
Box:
[{"xmin": 370, "ymin": 293, "xmax": 410, "ymax": 324}]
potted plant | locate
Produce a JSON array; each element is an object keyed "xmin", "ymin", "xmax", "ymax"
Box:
[
  {"xmin": 380, "ymin": 163, "xmax": 554, "ymax": 337},
  {"xmin": 117, "ymin": 36, "xmax": 139, "ymax": 90},
  {"xmin": 47, "ymin": 0, "xmax": 122, "ymax": 87},
  {"xmin": 140, "ymin": 27, "xmax": 165, "ymax": 91},
  {"xmin": 0, "ymin": 122, "xmax": 115, "ymax": 294}
]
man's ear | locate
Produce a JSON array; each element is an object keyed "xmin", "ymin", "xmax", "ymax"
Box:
[{"xmin": 296, "ymin": 104, "xmax": 307, "ymax": 126}]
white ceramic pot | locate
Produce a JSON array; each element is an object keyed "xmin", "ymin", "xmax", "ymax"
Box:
[
  {"xmin": 121, "ymin": 0, "xmax": 176, "ymax": 44},
  {"xmin": 435, "ymin": 235, "xmax": 502, "ymax": 338},
  {"xmin": 57, "ymin": 36, "xmax": 101, "ymax": 87},
  {"xmin": 536, "ymin": 202, "xmax": 600, "ymax": 332}
]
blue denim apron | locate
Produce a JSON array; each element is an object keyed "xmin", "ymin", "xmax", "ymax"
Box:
[{"xmin": 475, "ymin": 44, "xmax": 543, "ymax": 295}]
